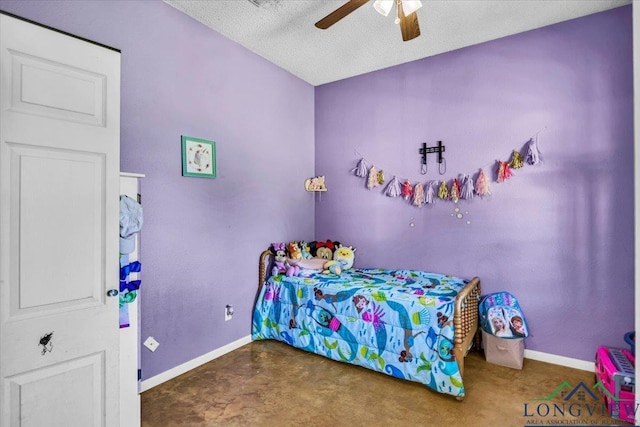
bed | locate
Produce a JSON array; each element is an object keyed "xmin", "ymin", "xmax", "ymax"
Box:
[{"xmin": 251, "ymin": 246, "xmax": 482, "ymax": 399}]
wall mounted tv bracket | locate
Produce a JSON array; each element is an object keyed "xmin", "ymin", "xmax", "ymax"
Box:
[{"xmin": 420, "ymin": 141, "xmax": 446, "ymax": 175}]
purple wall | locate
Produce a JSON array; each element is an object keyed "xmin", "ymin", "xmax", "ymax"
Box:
[
  {"xmin": 1, "ymin": 0, "xmax": 632, "ymax": 378},
  {"xmin": 315, "ymin": 6, "xmax": 634, "ymax": 361},
  {"xmin": 0, "ymin": 1, "xmax": 315, "ymax": 379}
]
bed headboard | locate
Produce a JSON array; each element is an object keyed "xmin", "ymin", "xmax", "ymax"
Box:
[{"xmin": 256, "ymin": 249, "xmax": 274, "ymax": 304}]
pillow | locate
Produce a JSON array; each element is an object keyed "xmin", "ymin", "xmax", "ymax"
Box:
[{"xmin": 287, "ymin": 257, "xmax": 326, "ymax": 270}]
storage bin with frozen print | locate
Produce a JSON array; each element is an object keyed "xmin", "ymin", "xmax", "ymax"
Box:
[{"xmin": 479, "ymin": 292, "xmax": 529, "ymax": 369}]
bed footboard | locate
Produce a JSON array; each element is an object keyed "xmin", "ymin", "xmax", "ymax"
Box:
[{"xmin": 453, "ymin": 276, "xmax": 481, "ymax": 378}]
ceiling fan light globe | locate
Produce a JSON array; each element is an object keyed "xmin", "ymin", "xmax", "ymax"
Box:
[
  {"xmin": 373, "ymin": 0, "xmax": 394, "ymax": 17},
  {"xmin": 402, "ymin": 0, "xmax": 422, "ymax": 16}
]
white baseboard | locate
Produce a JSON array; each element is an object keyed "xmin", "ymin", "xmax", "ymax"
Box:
[
  {"xmin": 140, "ymin": 337, "xmax": 594, "ymax": 392},
  {"xmin": 140, "ymin": 335, "xmax": 252, "ymax": 392},
  {"xmin": 524, "ymin": 349, "xmax": 594, "ymax": 372}
]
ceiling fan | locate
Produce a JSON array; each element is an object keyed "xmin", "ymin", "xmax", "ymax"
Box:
[{"xmin": 315, "ymin": 0, "xmax": 422, "ymax": 42}]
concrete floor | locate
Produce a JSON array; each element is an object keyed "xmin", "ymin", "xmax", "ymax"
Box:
[{"xmin": 141, "ymin": 340, "xmax": 634, "ymax": 427}]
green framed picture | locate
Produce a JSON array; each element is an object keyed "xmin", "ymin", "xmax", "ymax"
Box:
[{"xmin": 181, "ymin": 136, "xmax": 216, "ymax": 178}]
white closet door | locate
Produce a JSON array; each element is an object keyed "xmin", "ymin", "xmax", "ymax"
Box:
[{"xmin": 0, "ymin": 14, "xmax": 121, "ymax": 426}]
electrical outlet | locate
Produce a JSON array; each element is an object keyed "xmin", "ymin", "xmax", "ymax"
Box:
[
  {"xmin": 225, "ymin": 304, "xmax": 234, "ymax": 321},
  {"xmin": 144, "ymin": 336, "xmax": 159, "ymax": 352}
]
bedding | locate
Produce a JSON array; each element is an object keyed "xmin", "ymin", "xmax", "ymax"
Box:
[{"xmin": 252, "ymin": 248, "xmax": 482, "ymax": 399}]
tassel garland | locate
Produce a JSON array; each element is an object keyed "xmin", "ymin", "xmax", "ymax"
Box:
[
  {"xmin": 349, "ymin": 131, "xmax": 543, "ymax": 208},
  {"xmin": 475, "ymin": 169, "xmax": 491, "ymax": 197},
  {"xmin": 526, "ymin": 138, "xmax": 541, "ymax": 165},
  {"xmin": 497, "ymin": 161, "xmax": 513, "ymax": 183},
  {"xmin": 438, "ymin": 181, "xmax": 449, "ymax": 200},
  {"xmin": 401, "ymin": 180, "xmax": 414, "ymax": 200},
  {"xmin": 367, "ymin": 166, "xmax": 379, "ymax": 189},
  {"xmin": 509, "ymin": 150, "xmax": 524, "ymax": 169},
  {"xmin": 384, "ymin": 176, "xmax": 402, "ymax": 197}
]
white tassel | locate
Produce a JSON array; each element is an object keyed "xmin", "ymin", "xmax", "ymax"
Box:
[
  {"xmin": 526, "ymin": 138, "xmax": 541, "ymax": 165},
  {"xmin": 460, "ymin": 174, "xmax": 474, "ymax": 200},
  {"xmin": 384, "ymin": 176, "xmax": 402, "ymax": 197},
  {"xmin": 351, "ymin": 158, "xmax": 368, "ymax": 177},
  {"xmin": 424, "ymin": 181, "xmax": 436, "ymax": 204}
]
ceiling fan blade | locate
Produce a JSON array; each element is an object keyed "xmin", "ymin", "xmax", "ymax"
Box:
[
  {"xmin": 315, "ymin": 0, "xmax": 370, "ymax": 30},
  {"xmin": 398, "ymin": 2, "xmax": 421, "ymax": 41}
]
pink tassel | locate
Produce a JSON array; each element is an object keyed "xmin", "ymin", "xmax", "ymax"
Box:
[
  {"xmin": 401, "ymin": 180, "xmax": 413, "ymax": 200},
  {"xmin": 384, "ymin": 176, "xmax": 401, "ymax": 197},
  {"xmin": 460, "ymin": 174, "xmax": 474, "ymax": 200},
  {"xmin": 412, "ymin": 183, "xmax": 425, "ymax": 207},
  {"xmin": 497, "ymin": 161, "xmax": 513, "ymax": 183},
  {"xmin": 475, "ymin": 169, "xmax": 491, "ymax": 197},
  {"xmin": 351, "ymin": 158, "xmax": 368, "ymax": 177},
  {"xmin": 450, "ymin": 178, "xmax": 461, "ymax": 203},
  {"xmin": 367, "ymin": 165, "xmax": 379, "ymax": 189},
  {"xmin": 424, "ymin": 181, "xmax": 436, "ymax": 204}
]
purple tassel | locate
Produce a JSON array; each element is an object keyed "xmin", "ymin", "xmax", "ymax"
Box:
[
  {"xmin": 351, "ymin": 158, "xmax": 368, "ymax": 177},
  {"xmin": 525, "ymin": 138, "xmax": 541, "ymax": 165},
  {"xmin": 424, "ymin": 181, "xmax": 436, "ymax": 204},
  {"xmin": 460, "ymin": 174, "xmax": 474, "ymax": 200},
  {"xmin": 384, "ymin": 176, "xmax": 402, "ymax": 197}
]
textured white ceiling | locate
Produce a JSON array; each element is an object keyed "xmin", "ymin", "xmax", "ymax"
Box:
[{"xmin": 164, "ymin": 0, "xmax": 631, "ymax": 86}]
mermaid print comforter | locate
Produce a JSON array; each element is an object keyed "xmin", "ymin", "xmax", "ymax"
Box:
[{"xmin": 251, "ymin": 268, "xmax": 471, "ymax": 397}]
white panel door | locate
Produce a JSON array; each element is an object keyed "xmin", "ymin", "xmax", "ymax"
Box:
[{"xmin": 0, "ymin": 14, "xmax": 121, "ymax": 426}]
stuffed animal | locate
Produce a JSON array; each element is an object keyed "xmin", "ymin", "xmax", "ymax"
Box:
[
  {"xmin": 313, "ymin": 240, "xmax": 340, "ymax": 260},
  {"xmin": 299, "ymin": 241, "xmax": 312, "ymax": 259},
  {"xmin": 322, "ymin": 260, "xmax": 342, "ymax": 275},
  {"xmin": 287, "ymin": 241, "xmax": 302, "ymax": 260},
  {"xmin": 285, "ymin": 263, "xmax": 300, "ymax": 277},
  {"xmin": 271, "ymin": 242, "xmax": 287, "ymax": 276},
  {"xmin": 334, "ymin": 244, "xmax": 356, "ymax": 270}
]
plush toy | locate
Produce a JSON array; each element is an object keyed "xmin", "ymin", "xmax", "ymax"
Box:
[
  {"xmin": 299, "ymin": 241, "xmax": 312, "ymax": 259},
  {"xmin": 322, "ymin": 260, "xmax": 342, "ymax": 275},
  {"xmin": 287, "ymin": 241, "xmax": 302, "ymax": 260},
  {"xmin": 333, "ymin": 244, "xmax": 356, "ymax": 270},
  {"xmin": 285, "ymin": 263, "xmax": 300, "ymax": 277},
  {"xmin": 271, "ymin": 242, "xmax": 287, "ymax": 276},
  {"xmin": 313, "ymin": 240, "xmax": 340, "ymax": 260}
]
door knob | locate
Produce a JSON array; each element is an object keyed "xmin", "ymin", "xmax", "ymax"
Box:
[{"xmin": 106, "ymin": 289, "xmax": 119, "ymax": 297}]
